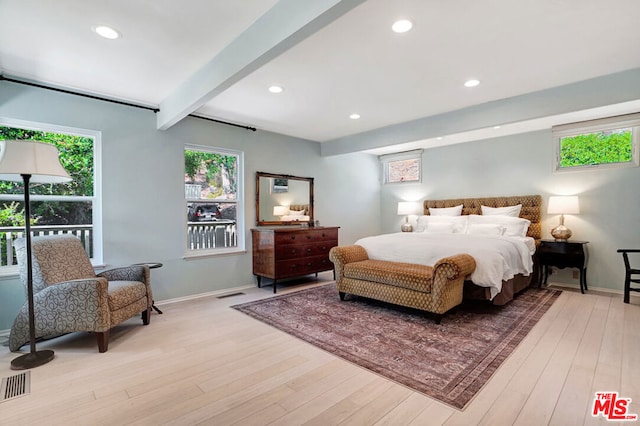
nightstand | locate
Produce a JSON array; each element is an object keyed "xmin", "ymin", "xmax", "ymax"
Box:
[{"xmin": 537, "ymin": 240, "xmax": 589, "ymax": 293}]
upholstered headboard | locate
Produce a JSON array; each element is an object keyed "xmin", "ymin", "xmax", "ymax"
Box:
[
  {"xmin": 423, "ymin": 195, "xmax": 542, "ymax": 241},
  {"xmin": 289, "ymin": 204, "xmax": 309, "ymax": 215}
]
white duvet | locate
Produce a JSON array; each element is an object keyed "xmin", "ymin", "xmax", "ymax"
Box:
[{"xmin": 355, "ymin": 232, "xmax": 535, "ymax": 299}]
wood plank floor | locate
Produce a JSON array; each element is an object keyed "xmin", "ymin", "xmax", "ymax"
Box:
[{"xmin": 1, "ymin": 275, "xmax": 638, "ymax": 425}]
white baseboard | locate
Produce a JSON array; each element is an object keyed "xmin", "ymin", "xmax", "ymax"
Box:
[
  {"xmin": 547, "ymin": 281, "xmax": 640, "ymax": 300},
  {"xmin": 153, "ymin": 284, "xmax": 255, "ymax": 307}
]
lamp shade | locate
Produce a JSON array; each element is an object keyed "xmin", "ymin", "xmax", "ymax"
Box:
[
  {"xmin": 273, "ymin": 205, "xmax": 289, "ymax": 216},
  {"xmin": 397, "ymin": 201, "xmax": 421, "ymax": 216},
  {"xmin": 547, "ymin": 196, "xmax": 580, "ymax": 215},
  {"xmin": 0, "ymin": 140, "xmax": 71, "ymax": 183}
]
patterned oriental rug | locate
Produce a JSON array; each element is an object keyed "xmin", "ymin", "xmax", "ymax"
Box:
[{"xmin": 232, "ymin": 284, "xmax": 561, "ymax": 410}]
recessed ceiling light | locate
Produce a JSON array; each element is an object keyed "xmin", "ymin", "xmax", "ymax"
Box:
[
  {"xmin": 436, "ymin": 137, "xmax": 443, "ymax": 140},
  {"xmin": 392, "ymin": 19, "xmax": 413, "ymax": 33},
  {"xmin": 268, "ymin": 85, "xmax": 283, "ymax": 93},
  {"xmin": 349, "ymin": 113, "xmax": 361, "ymax": 120},
  {"xmin": 464, "ymin": 79, "xmax": 480, "ymax": 88},
  {"xmin": 93, "ymin": 25, "xmax": 121, "ymax": 40},
  {"xmin": 493, "ymin": 125, "xmax": 501, "ymax": 129}
]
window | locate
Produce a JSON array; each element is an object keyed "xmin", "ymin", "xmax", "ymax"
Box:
[
  {"xmin": 553, "ymin": 113, "xmax": 640, "ymax": 171},
  {"xmin": 0, "ymin": 118, "xmax": 101, "ymax": 271},
  {"xmin": 380, "ymin": 149, "xmax": 423, "ymax": 184},
  {"xmin": 184, "ymin": 145, "xmax": 243, "ymax": 255}
]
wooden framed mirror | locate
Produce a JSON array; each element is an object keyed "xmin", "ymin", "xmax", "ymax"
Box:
[{"xmin": 256, "ymin": 172, "xmax": 314, "ymax": 226}]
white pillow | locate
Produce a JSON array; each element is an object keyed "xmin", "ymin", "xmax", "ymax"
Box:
[
  {"xmin": 416, "ymin": 215, "xmax": 468, "ymax": 233},
  {"xmin": 468, "ymin": 214, "xmax": 531, "ymax": 237},
  {"xmin": 424, "ymin": 222, "xmax": 455, "ymax": 234},
  {"xmin": 466, "ymin": 223, "xmax": 505, "ymax": 236},
  {"xmin": 289, "ymin": 209, "xmax": 305, "ymax": 216},
  {"xmin": 429, "ymin": 204, "xmax": 463, "ymax": 216},
  {"xmin": 481, "ymin": 204, "xmax": 522, "ymax": 217}
]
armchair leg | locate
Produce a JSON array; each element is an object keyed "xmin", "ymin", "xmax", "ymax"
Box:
[
  {"xmin": 96, "ymin": 331, "xmax": 109, "ymax": 353},
  {"xmin": 142, "ymin": 307, "xmax": 151, "ymax": 325}
]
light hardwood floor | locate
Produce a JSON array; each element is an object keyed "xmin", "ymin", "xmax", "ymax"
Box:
[{"xmin": 1, "ymin": 275, "xmax": 638, "ymax": 425}]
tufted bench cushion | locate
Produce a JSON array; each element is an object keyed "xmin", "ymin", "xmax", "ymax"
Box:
[
  {"xmin": 330, "ymin": 245, "xmax": 476, "ymax": 323},
  {"xmin": 343, "ymin": 260, "xmax": 434, "ymax": 293}
]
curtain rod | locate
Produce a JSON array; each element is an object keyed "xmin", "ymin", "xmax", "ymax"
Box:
[
  {"xmin": 187, "ymin": 114, "xmax": 257, "ymax": 132},
  {"xmin": 1, "ymin": 75, "xmax": 257, "ymax": 132},
  {"xmin": 0, "ymin": 74, "xmax": 160, "ymax": 112}
]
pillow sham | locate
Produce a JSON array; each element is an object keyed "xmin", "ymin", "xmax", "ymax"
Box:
[
  {"xmin": 416, "ymin": 215, "xmax": 468, "ymax": 233},
  {"xmin": 468, "ymin": 214, "xmax": 531, "ymax": 237},
  {"xmin": 481, "ymin": 204, "xmax": 522, "ymax": 217},
  {"xmin": 466, "ymin": 223, "xmax": 505, "ymax": 236},
  {"xmin": 429, "ymin": 204, "xmax": 463, "ymax": 216},
  {"xmin": 424, "ymin": 222, "xmax": 456, "ymax": 234},
  {"xmin": 289, "ymin": 209, "xmax": 305, "ymax": 216}
]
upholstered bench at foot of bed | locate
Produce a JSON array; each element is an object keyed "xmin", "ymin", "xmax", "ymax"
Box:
[{"xmin": 329, "ymin": 245, "xmax": 476, "ymax": 324}]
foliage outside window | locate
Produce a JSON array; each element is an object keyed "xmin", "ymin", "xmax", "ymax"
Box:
[
  {"xmin": 0, "ymin": 120, "xmax": 100, "ymax": 268},
  {"xmin": 184, "ymin": 145, "xmax": 243, "ymax": 255},
  {"xmin": 380, "ymin": 149, "xmax": 423, "ymax": 184},
  {"xmin": 553, "ymin": 113, "xmax": 640, "ymax": 171}
]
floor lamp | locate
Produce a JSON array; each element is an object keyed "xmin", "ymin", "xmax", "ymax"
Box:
[{"xmin": 0, "ymin": 140, "xmax": 71, "ymax": 370}]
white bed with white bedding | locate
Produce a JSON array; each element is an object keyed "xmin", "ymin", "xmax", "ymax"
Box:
[{"xmin": 355, "ymin": 232, "xmax": 535, "ymax": 299}]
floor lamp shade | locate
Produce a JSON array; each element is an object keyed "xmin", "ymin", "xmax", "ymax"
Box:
[
  {"xmin": 0, "ymin": 140, "xmax": 72, "ymax": 183},
  {"xmin": 0, "ymin": 140, "xmax": 71, "ymax": 370}
]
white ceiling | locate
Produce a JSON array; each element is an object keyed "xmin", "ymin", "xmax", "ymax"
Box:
[{"xmin": 2, "ymin": 0, "xmax": 640, "ymax": 154}]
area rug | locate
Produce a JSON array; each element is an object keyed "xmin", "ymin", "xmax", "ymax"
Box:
[{"xmin": 232, "ymin": 284, "xmax": 561, "ymax": 409}]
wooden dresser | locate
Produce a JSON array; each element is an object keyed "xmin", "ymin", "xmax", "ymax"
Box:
[{"xmin": 251, "ymin": 226, "xmax": 339, "ymax": 293}]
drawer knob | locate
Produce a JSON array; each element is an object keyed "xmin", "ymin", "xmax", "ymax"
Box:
[{"xmin": 306, "ymin": 248, "xmax": 312, "ymax": 253}]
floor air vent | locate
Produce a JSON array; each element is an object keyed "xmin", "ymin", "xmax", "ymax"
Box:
[
  {"xmin": 1, "ymin": 371, "xmax": 30, "ymax": 403},
  {"xmin": 217, "ymin": 292, "xmax": 245, "ymax": 299}
]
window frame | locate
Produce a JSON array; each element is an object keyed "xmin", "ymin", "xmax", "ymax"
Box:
[
  {"xmin": 184, "ymin": 144, "xmax": 244, "ymax": 258},
  {"xmin": 380, "ymin": 149, "xmax": 423, "ymax": 184},
  {"xmin": 553, "ymin": 113, "xmax": 640, "ymax": 172},
  {"xmin": 0, "ymin": 117, "xmax": 103, "ymax": 274}
]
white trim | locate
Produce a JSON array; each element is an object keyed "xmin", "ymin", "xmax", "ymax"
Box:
[
  {"xmin": 552, "ymin": 113, "xmax": 640, "ymax": 172},
  {"xmin": 0, "ymin": 117, "xmax": 103, "ymax": 265},
  {"xmin": 183, "ymin": 144, "xmax": 245, "ymax": 255},
  {"xmin": 153, "ymin": 284, "xmax": 255, "ymax": 306},
  {"xmin": 379, "ymin": 149, "xmax": 423, "ymax": 184}
]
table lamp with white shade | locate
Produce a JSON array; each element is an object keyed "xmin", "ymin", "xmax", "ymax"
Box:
[
  {"xmin": 0, "ymin": 140, "xmax": 72, "ymax": 370},
  {"xmin": 273, "ymin": 205, "xmax": 289, "ymax": 220},
  {"xmin": 547, "ymin": 195, "xmax": 580, "ymax": 241},
  {"xmin": 397, "ymin": 201, "xmax": 421, "ymax": 232}
]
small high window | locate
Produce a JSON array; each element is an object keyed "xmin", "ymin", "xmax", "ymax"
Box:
[
  {"xmin": 380, "ymin": 149, "xmax": 423, "ymax": 184},
  {"xmin": 553, "ymin": 113, "xmax": 640, "ymax": 171}
]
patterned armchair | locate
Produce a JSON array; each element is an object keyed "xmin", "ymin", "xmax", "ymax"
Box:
[{"xmin": 9, "ymin": 235, "xmax": 152, "ymax": 353}]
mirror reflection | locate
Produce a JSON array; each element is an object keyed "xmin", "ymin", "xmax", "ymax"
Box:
[{"xmin": 256, "ymin": 172, "xmax": 314, "ymax": 226}]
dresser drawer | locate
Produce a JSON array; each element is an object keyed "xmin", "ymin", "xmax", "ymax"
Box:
[
  {"xmin": 274, "ymin": 228, "xmax": 339, "ymax": 245},
  {"xmin": 275, "ymin": 255, "xmax": 334, "ymax": 278},
  {"xmin": 276, "ymin": 241, "xmax": 336, "ymax": 260}
]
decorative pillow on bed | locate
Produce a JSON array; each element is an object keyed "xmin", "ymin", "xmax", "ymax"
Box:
[
  {"xmin": 289, "ymin": 209, "xmax": 305, "ymax": 216},
  {"xmin": 424, "ymin": 222, "xmax": 456, "ymax": 234},
  {"xmin": 416, "ymin": 215, "xmax": 468, "ymax": 233},
  {"xmin": 481, "ymin": 204, "xmax": 522, "ymax": 217},
  {"xmin": 466, "ymin": 223, "xmax": 506, "ymax": 235},
  {"xmin": 428, "ymin": 204, "xmax": 463, "ymax": 216},
  {"xmin": 468, "ymin": 214, "xmax": 531, "ymax": 237}
]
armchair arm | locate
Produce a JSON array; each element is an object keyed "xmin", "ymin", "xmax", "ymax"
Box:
[
  {"xmin": 98, "ymin": 264, "xmax": 152, "ymax": 307},
  {"xmin": 98, "ymin": 265, "xmax": 148, "ymax": 283},
  {"xmin": 329, "ymin": 245, "xmax": 369, "ymax": 282},
  {"xmin": 9, "ymin": 277, "xmax": 111, "ymax": 351}
]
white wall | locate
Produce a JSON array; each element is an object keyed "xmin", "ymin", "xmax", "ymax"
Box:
[
  {"xmin": 0, "ymin": 81, "xmax": 381, "ymax": 330},
  {"xmin": 381, "ymin": 130, "xmax": 640, "ymax": 292}
]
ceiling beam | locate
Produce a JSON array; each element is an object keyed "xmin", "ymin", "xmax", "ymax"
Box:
[
  {"xmin": 321, "ymin": 68, "xmax": 640, "ymax": 156},
  {"xmin": 157, "ymin": 0, "xmax": 367, "ymax": 130}
]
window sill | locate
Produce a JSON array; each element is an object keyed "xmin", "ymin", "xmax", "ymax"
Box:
[{"xmin": 183, "ymin": 248, "xmax": 247, "ymax": 260}]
